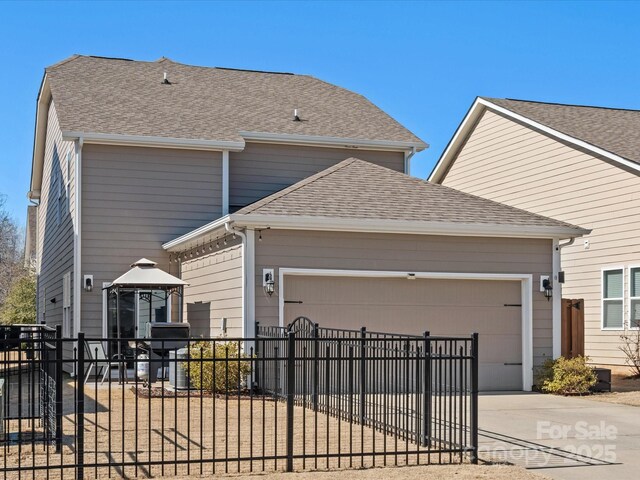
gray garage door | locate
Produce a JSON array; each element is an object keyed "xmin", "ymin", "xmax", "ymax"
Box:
[{"xmin": 283, "ymin": 276, "xmax": 523, "ymax": 391}]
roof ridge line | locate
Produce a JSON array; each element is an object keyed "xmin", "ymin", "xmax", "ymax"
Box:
[
  {"xmin": 238, "ymin": 158, "xmax": 360, "ymax": 215},
  {"xmin": 485, "ymin": 97, "xmax": 640, "ymax": 114}
]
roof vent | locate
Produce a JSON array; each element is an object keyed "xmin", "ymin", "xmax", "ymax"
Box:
[
  {"xmin": 293, "ymin": 108, "xmax": 301, "ymax": 122},
  {"xmin": 162, "ymin": 72, "xmax": 171, "ymax": 85}
]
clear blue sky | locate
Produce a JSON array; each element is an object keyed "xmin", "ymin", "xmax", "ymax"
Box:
[{"xmin": 2, "ymin": 1, "xmax": 640, "ymax": 227}]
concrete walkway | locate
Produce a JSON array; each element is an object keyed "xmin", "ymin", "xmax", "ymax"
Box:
[{"xmin": 478, "ymin": 392, "xmax": 640, "ymax": 480}]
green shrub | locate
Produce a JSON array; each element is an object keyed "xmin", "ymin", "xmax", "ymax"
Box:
[
  {"xmin": 536, "ymin": 356, "xmax": 597, "ymax": 395},
  {"xmin": 183, "ymin": 341, "xmax": 252, "ymax": 393}
]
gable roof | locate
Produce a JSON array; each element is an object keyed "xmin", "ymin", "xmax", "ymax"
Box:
[
  {"xmin": 29, "ymin": 55, "xmax": 427, "ymax": 196},
  {"xmin": 429, "ymin": 97, "xmax": 640, "ymax": 183},
  {"xmin": 236, "ymin": 157, "xmax": 586, "ymax": 229},
  {"xmin": 46, "ymin": 55, "xmax": 425, "ymax": 147},
  {"xmin": 163, "ymin": 158, "xmax": 588, "ymax": 251}
]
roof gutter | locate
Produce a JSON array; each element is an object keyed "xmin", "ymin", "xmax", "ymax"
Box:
[
  {"xmin": 163, "ymin": 213, "xmax": 589, "ymax": 252},
  {"xmin": 61, "ymin": 132, "xmax": 246, "ymax": 152},
  {"xmin": 239, "ymin": 131, "xmax": 427, "ymax": 152},
  {"xmin": 233, "ymin": 214, "xmax": 590, "ymax": 240},
  {"xmin": 28, "ymin": 74, "xmax": 51, "ymax": 198}
]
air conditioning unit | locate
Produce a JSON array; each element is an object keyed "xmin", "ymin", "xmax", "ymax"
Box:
[{"xmin": 169, "ymin": 348, "xmax": 191, "ymax": 390}]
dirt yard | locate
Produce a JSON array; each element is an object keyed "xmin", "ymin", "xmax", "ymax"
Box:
[
  {"xmin": 590, "ymin": 373, "xmax": 640, "ymax": 407},
  {"xmin": 166, "ymin": 464, "xmax": 550, "ymax": 480},
  {"xmin": 2, "ymin": 379, "xmax": 466, "ymax": 479}
]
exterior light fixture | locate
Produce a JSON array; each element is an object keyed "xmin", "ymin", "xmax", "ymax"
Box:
[
  {"xmin": 542, "ymin": 278, "xmax": 552, "ymax": 301},
  {"xmin": 84, "ymin": 275, "xmax": 94, "ymax": 292},
  {"xmin": 263, "ymin": 269, "xmax": 275, "ymax": 296}
]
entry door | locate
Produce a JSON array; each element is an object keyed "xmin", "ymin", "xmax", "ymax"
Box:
[{"xmin": 283, "ymin": 275, "xmax": 523, "ymax": 391}]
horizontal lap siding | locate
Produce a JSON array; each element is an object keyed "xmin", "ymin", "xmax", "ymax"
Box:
[
  {"xmin": 229, "ymin": 143, "xmax": 404, "ymax": 208},
  {"xmin": 442, "ymin": 108, "xmax": 640, "ymax": 365},
  {"xmin": 81, "ymin": 145, "xmax": 222, "ymax": 335},
  {"xmin": 254, "ymin": 229, "xmax": 553, "ymax": 367},
  {"xmin": 181, "ymin": 242, "xmax": 243, "ymax": 338},
  {"xmin": 37, "ymin": 101, "xmax": 75, "ymax": 330}
]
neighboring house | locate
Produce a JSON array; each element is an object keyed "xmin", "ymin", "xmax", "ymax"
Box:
[
  {"xmin": 28, "ymin": 56, "xmax": 587, "ymax": 391},
  {"xmin": 430, "ymin": 97, "xmax": 640, "ymax": 367}
]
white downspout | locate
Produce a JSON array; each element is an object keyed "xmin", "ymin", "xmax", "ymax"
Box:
[
  {"xmin": 225, "ymin": 223, "xmax": 252, "ymax": 338},
  {"xmin": 222, "ymin": 150, "xmax": 229, "ymax": 216},
  {"xmin": 552, "ymin": 237, "xmax": 562, "ymax": 358},
  {"xmin": 73, "ymin": 138, "xmax": 83, "ymax": 337},
  {"xmin": 553, "ymin": 237, "xmax": 576, "ymax": 358},
  {"xmin": 404, "ymin": 146, "xmax": 416, "ymax": 175}
]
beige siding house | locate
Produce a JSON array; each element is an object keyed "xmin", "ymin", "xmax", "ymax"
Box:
[
  {"xmin": 430, "ymin": 97, "xmax": 640, "ymax": 367},
  {"xmin": 28, "ymin": 56, "xmax": 587, "ymax": 390},
  {"xmin": 28, "ymin": 54, "xmax": 425, "ymax": 347}
]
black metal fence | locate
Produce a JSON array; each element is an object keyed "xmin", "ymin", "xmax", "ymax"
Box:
[{"xmin": 1, "ymin": 322, "xmax": 478, "ymax": 479}]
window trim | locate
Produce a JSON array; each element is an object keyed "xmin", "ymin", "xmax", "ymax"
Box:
[
  {"xmin": 601, "ymin": 266, "xmax": 625, "ymax": 331},
  {"xmin": 628, "ymin": 265, "xmax": 640, "ymax": 331}
]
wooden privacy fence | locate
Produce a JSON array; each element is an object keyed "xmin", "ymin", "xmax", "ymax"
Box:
[{"xmin": 561, "ymin": 298, "xmax": 584, "ymax": 358}]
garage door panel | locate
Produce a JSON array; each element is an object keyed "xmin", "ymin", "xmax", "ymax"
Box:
[
  {"xmin": 284, "ymin": 275, "xmax": 523, "ymax": 391},
  {"xmin": 286, "ymin": 277, "xmax": 521, "ymax": 306},
  {"xmin": 286, "ymin": 304, "xmax": 520, "ymax": 336}
]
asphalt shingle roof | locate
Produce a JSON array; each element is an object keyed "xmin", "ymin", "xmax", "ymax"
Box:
[
  {"xmin": 45, "ymin": 55, "xmax": 425, "ymax": 146},
  {"xmin": 484, "ymin": 97, "xmax": 640, "ymax": 165},
  {"xmin": 236, "ymin": 158, "xmax": 587, "ymax": 232}
]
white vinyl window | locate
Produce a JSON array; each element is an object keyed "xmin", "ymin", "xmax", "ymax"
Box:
[
  {"xmin": 602, "ymin": 268, "xmax": 624, "ymax": 330},
  {"xmin": 629, "ymin": 267, "xmax": 640, "ymax": 330}
]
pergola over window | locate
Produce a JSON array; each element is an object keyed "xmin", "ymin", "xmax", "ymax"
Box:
[{"xmin": 105, "ymin": 258, "xmax": 188, "ymax": 357}]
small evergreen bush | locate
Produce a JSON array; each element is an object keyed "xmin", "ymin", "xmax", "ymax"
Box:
[
  {"xmin": 183, "ymin": 341, "xmax": 252, "ymax": 393},
  {"xmin": 536, "ymin": 356, "xmax": 596, "ymax": 395}
]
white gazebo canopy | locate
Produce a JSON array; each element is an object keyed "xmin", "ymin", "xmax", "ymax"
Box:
[{"xmin": 110, "ymin": 258, "xmax": 188, "ymax": 288}]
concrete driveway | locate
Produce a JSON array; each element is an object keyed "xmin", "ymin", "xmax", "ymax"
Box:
[{"xmin": 479, "ymin": 392, "xmax": 640, "ymax": 480}]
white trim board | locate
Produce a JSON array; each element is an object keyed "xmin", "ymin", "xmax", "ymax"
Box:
[
  {"xmin": 429, "ymin": 97, "xmax": 640, "ymax": 183},
  {"xmin": 239, "ymin": 131, "xmax": 427, "ymax": 152},
  {"xmin": 162, "ymin": 215, "xmax": 588, "ymax": 252},
  {"xmin": 277, "ymin": 267, "xmax": 534, "ymax": 391},
  {"xmin": 61, "ymin": 131, "xmax": 245, "ymax": 152}
]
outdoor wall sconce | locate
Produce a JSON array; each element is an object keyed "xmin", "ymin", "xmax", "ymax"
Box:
[
  {"xmin": 84, "ymin": 274, "xmax": 94, "ymax": 292},
  {"xmin": 50, "ymin": 297, "xmax": 56, "ymax": 304},
  {"xmin": 542, "ymin": 278, "xmax": 553, "ymax": 301},
  {"xmin": 263, "ymin": 268, "xmax": 275, "ymax": 297}
]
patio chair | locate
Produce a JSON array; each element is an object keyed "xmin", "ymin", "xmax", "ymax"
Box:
[{"xmin": 84, "ymin": 340, "xmax": 128, "ymax": 385}]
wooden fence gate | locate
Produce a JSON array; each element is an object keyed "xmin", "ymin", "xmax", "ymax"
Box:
[{"xmin": 561, "ymin": 298, "xmax": 584, "ymax": 358}]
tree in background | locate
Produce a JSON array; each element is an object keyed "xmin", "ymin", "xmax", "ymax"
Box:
[
  {"xmin": 0, "ymin": 194, "xmax": 31, "ymax": 323},
  {"xmin": 0, "ymin": 275, "xmax": 36, "ymax": 324}
]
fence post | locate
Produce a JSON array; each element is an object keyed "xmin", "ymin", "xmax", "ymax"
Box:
[
  {"xmin": 421, "ymin": 331, "xmax": 431, "ymax": 446},
  {"xmin": 312, "ymin": 323, "xmax": 319, "ymax": 412},
  {"xmin": 470, "ymin": 332, "xmax": 479, "ymax": 464},
  {"xmin": 359, "ymin": 327, "xmax": 366, "ymax": 425},
  {"xmin": 76, "ymin": 332, "xmax": 85, "ymax": 480},
  {"xmin": 254, "ymin": 322, "xmax": 260, "ymax": 392},
  {"xmin": 55, "ymin": 324, "xmax": 63, "ymax": 453},
  {"xmin": 286, "ymin": 330, "xmax": 296, "ymax": 472}
]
